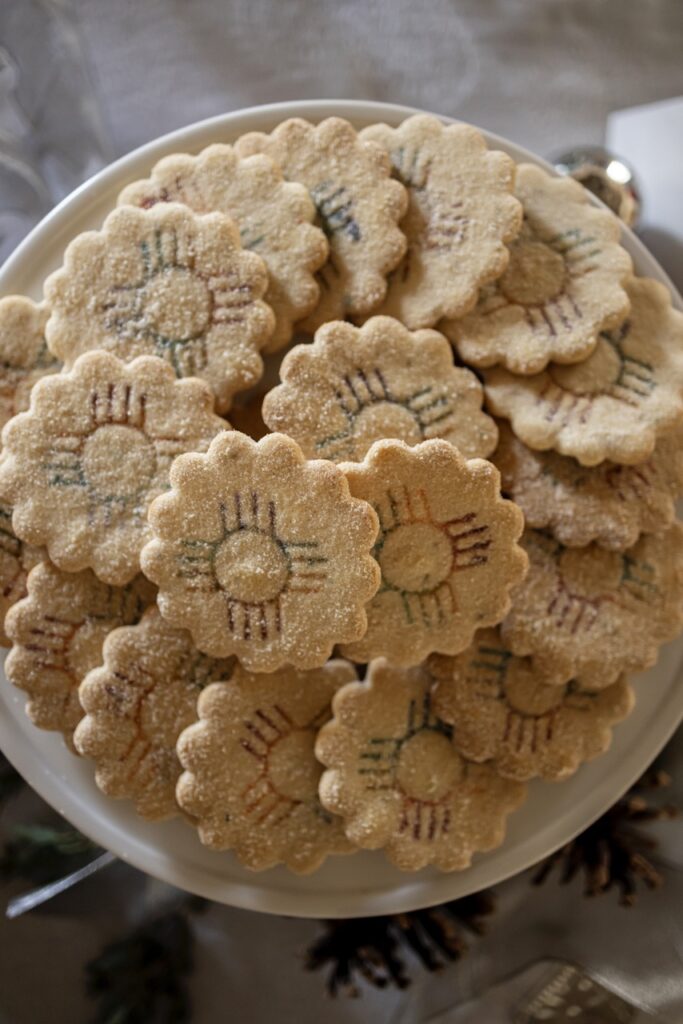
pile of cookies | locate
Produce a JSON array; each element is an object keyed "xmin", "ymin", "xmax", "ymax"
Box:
[{"xmin": 1, "ymin": 114, "xmax": 682, "ymax": 876}]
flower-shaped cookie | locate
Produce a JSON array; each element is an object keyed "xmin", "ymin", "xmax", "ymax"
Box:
[
  {"xmin": 359, "ymin": 115, "xmax": 522, "ymax": 328},
  {"xmin": 236, "ymin": 117, "xmax": 408, "ymax": 329},
  {"xmin": 118, "ymin": 144, "xmax": 328, "ymax": 352},
  {"xmin": 316, "ymin": 660, "xmax": 526, "ymax": 871},
  {"xmin": 484, "ymin": 277, "xmax": 683, "ymax": 466},
  {"xmin": 262, "ymin": 317, "xmax": 498, "ymax": 463},
  {"xmin": 501, "ymin": 527, "xmax": 683, "ymax": 689},
  {"xmin": 74, "ymin": 608, "xmax": 234, "ymax": 820},
  {"xmin": 495, "ymin": 420, "xmax": 683, "ymax": 550},
  {"xmin": 430, "ymin": 628, "xmax": 634, "ymax": 781},
  {"xmin": 4, "ymin": 561, "xmax": 155, "ymax": 742},
  {"xmin": 141, "ymin": 431, "xmax": 380, "ymax": 671},
  {"xmin": 0, "ymin": 352, "xmax": 226, "ymax": 584},
  {"xmin": 0, "ymin": 502, "xmax": 43, "ymax": 647},
  {"xmin": 339, "ymin": 440, "xmax": 527, "ymax": 666},
  {"xmin": 44, "ymin": 203, "xmax": 275, "ymax": 412},
  {"xmin": 446, "ymin": 164, "xmax": 632, "ymax": 374},
  {"xmin": 176, "ymin": 660, "xmax": 357, "ymax": 873},
  {"xmin": 0, "ymin": 296, "xmax": 60, "ymax": 431}
]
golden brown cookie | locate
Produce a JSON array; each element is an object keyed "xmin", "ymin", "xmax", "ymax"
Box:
[
  {"xmin": 118, "ymin": 144, "xmax": 328, "ymax": 352},
  {"xmin": 430, "ymin": 628, "xmax": 634, "ymax": 781},
  {"xmin": 176, "ymin": 660, "xmax": 357, "ymax": 872},
  {"xmin": 445, "ymin": 163, "xmax": 632, "ymax": 374},
  {"xmin": 74, "ymin": 608, "xmax": 234, "ymax": 820},
  {"xmin": 501, "ymin": 527, "xmax": 683, "ymax": 689},
  {"xmin": 236, "ymin": 117, "xmax": 408, "ymax": 329},
  {"xmin": 141, "ymin": 431, "xmax": 380, "ymax": 671},
  {"xmin": 483, "ymin": 277, "xmax": 683, "ymax": 466},
  {"xmin": 44, "ymin": 203, "xmax": 275, "ymax": 412},
  {"xmin": 494, "ymin": 420, "xmax": 683, "ymax": 550},
  {"xmin": 262, "ymin": 316, "xmax": 498, "ymax": 462},
  {"xmin": 0, "ymin": 352, "xmax": 226, "ymax": 585},
  {"xmin": 316, "ymin": 659, "xmax": 526, "ymax": 871},
  {"xmin": 0, "ymin": 296, "xmax": 60, "ymax": 431},
  {"xmin": 338, "ymin": 440, "xmax": 527, "ymax": 666},
  {"xmin": 4, "ymin": 561, "xmax": 155, "ymax": 743},
  {"xmin": 359, "ymin": 114, "xmax": 522, "ymax": 328},
  {"xmin": 0, "ymin": 502, "xmax": 43, "ymax": 647}
]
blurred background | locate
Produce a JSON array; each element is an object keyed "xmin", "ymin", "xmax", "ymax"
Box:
[{"xmin": 0, "ymin": 1, "xmax": 682, "ymax": 1021}]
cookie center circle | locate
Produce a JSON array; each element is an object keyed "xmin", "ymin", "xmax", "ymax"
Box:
[
  {"xmin": 504, "ymin": 675, "xmax": 565, "ymax": 715},
  {"xmin": 550, "ymin": 338, "xmax": 621, "ymax": 395},
  {"xmin": 500, "ymin": 239, "xmax": 566, "ymax": 306},
  {"xmin": 268, "ymin": 730, "xmax": 320, "ymax": 803},
  {"xmin": 380, "ymin": 522, "xmax": 452, "ymax": 594},
  {"xmin": 144, "ymin": 268, "xmax": 211, "ymax": 340},
  {"xmin": 396, "ymin": 731, "xmax": 462, "ymax": 801},
  {"xmin": 82, "ymin": 425, "xmax": 156, "ymax": 501},
  {"xmin": 214, "ymin": 531, "xmax": 289, "ymax": 603},
  {"xmin": 352, "ymin": 402, "xmax": 422, "ymax": 457}
]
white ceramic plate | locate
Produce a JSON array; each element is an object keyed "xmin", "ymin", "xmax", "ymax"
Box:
[{"xmin": 1, "ymin": 100, "xmax": 682, "ymax": 919}]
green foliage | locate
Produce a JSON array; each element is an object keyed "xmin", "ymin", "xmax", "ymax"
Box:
[
  {"xmin": 0, "ymin": 824, "xmax": 99, "ymax": 885},
  {"xmin": 85, "ymin": 910, "xmax": 194, "ymax": 1024}
]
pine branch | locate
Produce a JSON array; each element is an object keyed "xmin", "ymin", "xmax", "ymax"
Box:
[
  {"xmin": 85, "ymin": 908, "xmax": 195, "ymax": 1024},
  {"xmin": 0, "ymin": 824, "xmax": 100, "ymax": 886}
]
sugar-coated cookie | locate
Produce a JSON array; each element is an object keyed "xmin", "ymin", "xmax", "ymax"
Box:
[
  {"xmin": 339, "ymin": 440, "xmax": 527, "ymax": 665},
  {"xmin": 430, "ymin": 628, "xmax": 634, "ymax": 781},
  {"xmin": 74, "ymin": 607, "xmax": 234, "ymax": 820},
  {"xmin": 316, "ymin": 660, "xmax": 526, "ymax": 871},
  {"xmin": 360, "ymin": 114, "xmax": 522, "ymax": 328},
  {"xmin": 142, "ymin": 431, "xmax": 380, "ymax": 671},
  {"xmin": 446, "ymin": 164, "xmax": 632, "ymax": 374},
  {"xmin": 484, "ymin": 277, "xmax": 683, "ymax": 466},
  {"xmin": 4, "ymin": 562, "xmax": 155, "ymax": 742},
  {"xmin": 176, "ymin": 660, "xmax": 357, "ymax": 872},
  {"xmin": 119, "ymin": 144, "xmax": 328, "ymax": 352},
  {"xmin": 44, "ymin": 203, "xmax": 275, "ymax": 413},
  {"xmin": 263, "ymin": 316, "xmax": 498, "ymax": 463},
  {"xmin": 236, "ymin": 117, "xmax": 408, "ymax": 329},
  {"xmin": 0, "ymin": 352, "xmax": 226, "ymax": 584}
]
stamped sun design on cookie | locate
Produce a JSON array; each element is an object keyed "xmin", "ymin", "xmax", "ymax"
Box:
[
  {"xmin": 142, "ymin": 431, "xmax": 380, "ymax": 671},
  {"xmin": 494, "ymin": 420, "xmax": 683, "ymax": 550},
  {"xmin": 4, "ymin": 561, "xmax": 155, "ymax": 743},
  {"xmin": 0, "ymin": 503, "xmax": 43, "ymax": 647},
  {"xmin": 359, "ymin": 114, "xmax": 522, "ymax": 329},
  {"xmin": 44, "ymin": 203, "xmax": 275, "ymax": 412},
  {"xmin": 339, "ymin": 440, "xmax": 526, "ymax": 666},
  {"xmin": 429, "ymin": 628, "xmax": 634, "ymax": 781},
  {"xmin": 446, "ymin": 164, "xmax": 632, "ymax": 374},
  {"xmin": 0, "ymin": 352, "xmax": 226, "ymax": 584},
  {"xmin": 501, "ymin": 527, "xmax": 683, "ymax": 689},
  {"xmin": 236, "ymin": 117, "xmax": 408, "ymax": 329},
  {"xmin": 0, "ymin": 296, "xmax": 61, "ymax": 431},
  {"xmin": 118, "ymin": 144, "xmax": 328, "ymax": 352},
  {"xmin": 316, "ymin": 660, "xmax": 526, "ymax": 871},
  {"xmin": 484, "ymin": 277, "xmax": 683, "ymax": 466},
  {"xmin": 74, "ymin": 608, "xmax": 234, "ymax": 820},
  {"xmin": 263, "ymin": 317, "xmax": 498, "ymax": 463},
  {"xmin": 176, "ymin": 660, "xmax": 357, "ymax": 873}
]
